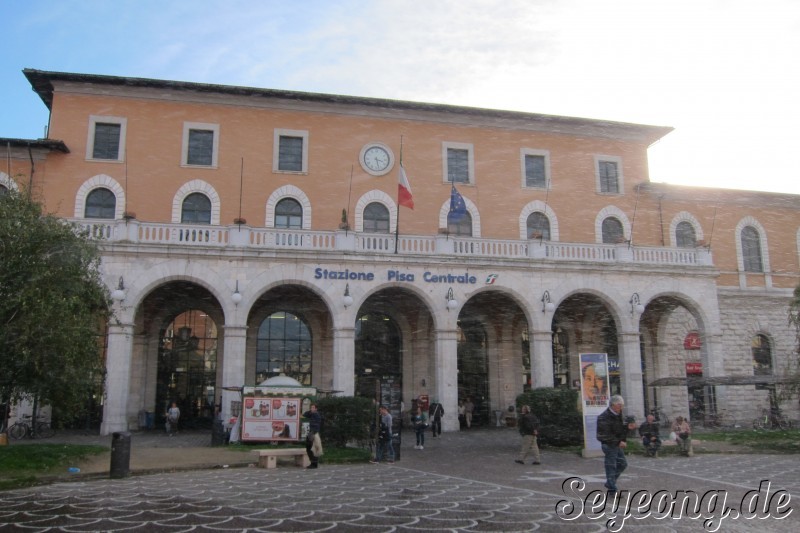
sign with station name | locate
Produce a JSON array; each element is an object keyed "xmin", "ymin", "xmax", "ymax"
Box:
[{"xmin": 314, "ymin": 267, "xmax": 478, "ymax": 284}]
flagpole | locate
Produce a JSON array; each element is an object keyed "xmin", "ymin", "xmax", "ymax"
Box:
[
  {"xmin": 346, "ymin": 165, "xmax": 353, "ymax": 235},
  {"xmin": 395, "ymin": 136, "xmax": 404, "ymax": 254}
]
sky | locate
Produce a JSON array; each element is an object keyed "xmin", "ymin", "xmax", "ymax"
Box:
[{"xmin": 2, "ymin": 0, "xmax": 799, "ymax": 194}]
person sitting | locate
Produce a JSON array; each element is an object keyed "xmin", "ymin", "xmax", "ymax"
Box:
[
  {"xmin": 638, "ymin": 414, "xmax": 661, "ymax": 457},
  {"xmin": 672, "ymin": 416, "xmax": 692, "ymax": 456}
]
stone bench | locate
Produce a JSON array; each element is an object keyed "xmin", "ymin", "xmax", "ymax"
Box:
[{"xmin": 252, "ymin": 448, "xmax": 310, "ymax": 469}]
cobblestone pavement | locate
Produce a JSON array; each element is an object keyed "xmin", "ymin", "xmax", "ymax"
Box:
[{"xmin": 1, "ymin": 427, "xmax": 797, "ymax": 531}]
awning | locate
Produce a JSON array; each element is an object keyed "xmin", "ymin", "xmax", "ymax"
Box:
[{"xmin": 648, "ymin": 375, "xmax": 797, "ymax": 387}]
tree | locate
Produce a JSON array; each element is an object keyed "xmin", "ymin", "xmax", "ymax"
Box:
[
  {"xmin": 786, "ymin": 284, "xmax": 800, "ymax": 398},
  {"xmin": 0, "ymin": 190, "xmax": 110, "ymax": 431}
]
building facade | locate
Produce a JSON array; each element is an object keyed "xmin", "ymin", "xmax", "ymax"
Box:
[{"xmin": 3, "ymin": 69, "xmax": 799, "ymax": 435}]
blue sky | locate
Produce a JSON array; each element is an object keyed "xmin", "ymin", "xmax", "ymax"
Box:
[{"xmin": 3, "ymin": 0, "xmax": 799, "ymax": 193}]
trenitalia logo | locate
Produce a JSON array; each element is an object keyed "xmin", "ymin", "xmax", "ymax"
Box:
[{"xmin": 485, "ymin": 274, "xmax": 498, "ymax": 284}]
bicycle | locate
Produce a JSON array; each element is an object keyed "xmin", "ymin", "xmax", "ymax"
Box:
[
  {"xmin": 7, "ymin": 414, "xmax": 56, "ymax": 439},
  {"xmin": 752, "ymin": 408, "xmax": 791, "ymax": 430}
]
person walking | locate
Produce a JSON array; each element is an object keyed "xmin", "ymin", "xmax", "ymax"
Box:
[
  {"xmin": 514, "ymin": 405, "xmax": 541, "ymax": 465},
  {"xmin": 371, "ymin": 405, "xmax": 395, "ymax": 464},
  {"xmin": 464, "ymin": 397, "xmax": 475, "ymax": 429},
  {"xmin": 165, "ymin": 402, "xmax": 180, "ymax": 436},
  {"xmin": 429, "ymin": 400, "xmax": 444, "ymax": 438},
  {"xmin": 412, "ymin": 408, "xmax": 427, "ymax": 449},
  {"xmin": 596, "ymin": 395, "xmax": 636, "ymax": 493},
  {"xmin": 303, "ymin": 403, "xmax": 323, "ymax": 469}
]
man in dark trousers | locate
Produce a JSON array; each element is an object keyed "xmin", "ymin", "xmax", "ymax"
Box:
[
  {"xmin": 303, "ymin": 403, "xmax": 322, "ymax": 469},
  {"xmin": 596, "ymin": 395, "xmax": 636, "ymax": 493},
  {"xmin": 638, "ymin": 414, "xmax": 661, "ymax": 457},
  {"xmin": 428, "ymin": 400, "xmax": 444, "ymax": 438},
  {"xmin": 515, "ymin": 405, "xmax": 541, "ymax": 465}
]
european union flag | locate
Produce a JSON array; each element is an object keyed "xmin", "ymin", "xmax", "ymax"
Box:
[{"xmin": 449, "ymin": 184, "xmax": 467, "ymax": 222}]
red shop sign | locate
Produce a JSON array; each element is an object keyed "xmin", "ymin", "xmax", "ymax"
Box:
[
  {"xmin": 686, "ymin": 362, "xmax": 703, "ymax": 375},
  {"xmin": 683, "ymin": 331, "xmax": 702, "ymax": 350}
]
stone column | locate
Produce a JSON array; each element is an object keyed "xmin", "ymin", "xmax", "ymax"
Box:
[
  {"xmin": 531, "ymin": 330, "xmax": 554, "ymax": 388},
  {"xmin": 619, "ymin": 331, "xmax": 645, "ymax": 419},
  {"xmin": 221, "ymin": 324, "xmax": 247, "ymax": 421},
  {"xmin": 332, "ymin": 327, "xmax": 356, "ymax": 396},
  {"xmin": 101, "ymin": 320, "xmax": 134, "ymax": 435},
  {"xmin": 434, "ymin": 328, "xmax": 459, "ymax": 431}
]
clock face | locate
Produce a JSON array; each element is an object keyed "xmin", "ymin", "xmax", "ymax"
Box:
[{"xmin": 361, "ymin": 144, "xmax": 393, "ymax": 175}]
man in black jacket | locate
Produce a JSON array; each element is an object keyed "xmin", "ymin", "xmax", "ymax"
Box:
[
  {"xmin": 596, "ymin": 395, "xmax": 635, "ymax": 493},
  {"xmin": 303, "ymin": 404, "xmax": 322, "ymax": 469}
]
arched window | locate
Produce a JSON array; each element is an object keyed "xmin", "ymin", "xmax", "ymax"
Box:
[
  {"xmin": 256, "ymin": 312, "xmax": 312, "ymax": 385},
  {"xmin": 447, "ymin": 211, "xmax": 473, "ymax": 236},
  {"xmin": 741, "ymin": 226, "xmax": 763, "ymax": 272},
  {"xmin": 84, "ymin": 187, "xmax": 116, "ymax": 219},
  {"xmin": 601, "ymin": 217, "xmax": 624, "ymax": 244},
  {"xmin": 526, "ymin": 212, "xmax": 551, "ymax": 240},
  {"xmin": 752, "ymin": 334, "xmax": 772, "ymax": 375},
  {"xmin": 676, "ymin": 221, "xmax": 697, "ymax": 248},
  {"xmin": 363, "ymin": 202, "xmax": 390, "ymax": 233},
  {"xmin": 181, "ymin": 193, "xmax": 212, "ymax": 224},
  {"xmin": 275, "ymin": 198, "xmax": 303, "ymax": 229}
]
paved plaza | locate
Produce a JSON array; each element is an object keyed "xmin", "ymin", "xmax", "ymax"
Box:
[{"xmin": 1, "ymin": 427, "xmax": 797, "ymax": 531}]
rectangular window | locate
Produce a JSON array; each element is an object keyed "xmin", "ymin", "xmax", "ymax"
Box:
[
  {"xmin": 521, "ymin": 149, "xmax": 550, "ymax": 189},
  {"xmin": 595, "ymin": 156, "xmax": 623, "ymax": 194},
  {"xmin": 92, "ymin": 123, "xmax": 121, "ymax": 160},
  {"xmin": 279, "ymin": 136, "xmax": 304, "ymax": 171},
  {"xmin": 187, "ymin": 129, "xmax": 214, "ymax": 166},
  {"xmin": 273, "ymin": 129, "xmax": 309, "ymax": 174},
  {"xmin": 442, "ymin": 142, "xmax": 474, "ymax": 184},
  {"xmin": 181, "ymin": 122, "xmax": 219, "ymax": 167},
  {"xmin": 86, "ymin": 115, "xmax": 127, "ymax": 161}
]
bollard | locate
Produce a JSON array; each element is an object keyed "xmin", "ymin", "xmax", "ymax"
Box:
[
  {"xmin": 110, "ymin": 431, "xmax": 131, "ymax": 479},
  {"xmin": 211, "ymin": 418, "xmax": 226, "ymax": 446}
]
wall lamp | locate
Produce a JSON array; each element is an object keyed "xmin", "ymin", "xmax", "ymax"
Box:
[
  {"xmin": 111, "ymin": 276, "xmax": 126, "ymax": 302},
  {"xmin": 630, "ymin": 292, "xmax": 645, "ymax": 317},
  {"xmin": 343, "ymin": 283, "xmax": 354, "ymax": 308},
  {"xmin": 231, "ymin": 280, "xmax": 243, "ymax": 305},
  {"xmin": 541, "ymin": 290, "xmax": 555, "ymax": 313},
  {"xmin": 446, "ymin": 287, "xmax": 458, "ymax": 311}
]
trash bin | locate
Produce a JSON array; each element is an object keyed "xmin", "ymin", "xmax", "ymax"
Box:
[
  {"xmin": 211, "ymin": 418, "xmax": 226, "ymax": 446},
  {"xmin": 110, "ymin": 431, "xmax": 131, "ymax": 479}
]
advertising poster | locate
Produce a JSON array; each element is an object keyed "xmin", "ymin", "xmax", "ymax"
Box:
[
  {"xmin": 580, "ymin": 352, "xmax": 609, "ymax": 456},
  {"xmin": 240, "ymin": 388, "xmax": 313, "ymax": 442}
]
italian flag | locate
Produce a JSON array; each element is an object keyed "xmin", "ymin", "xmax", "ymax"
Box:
[{"xmin": 398, "ymin": 164, "xmax": 414, "ymax": 209}]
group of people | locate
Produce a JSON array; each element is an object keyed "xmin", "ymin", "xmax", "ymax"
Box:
[{"xmin": 598, "ymin": 395, "xmax": 695, "ymax": 494}]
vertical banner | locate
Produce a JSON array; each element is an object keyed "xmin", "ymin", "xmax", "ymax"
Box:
[{"xmin": 580, "ymin": 353, "xmax": 609, "ymax": 456}]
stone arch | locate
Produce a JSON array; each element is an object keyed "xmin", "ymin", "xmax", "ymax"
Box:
[
  {"xmin": 354, "ymin": 190, "xmax": 396, "ymax": 233},
  {"xmin": 518, "ymin": 200, "xmax": 560, "ymax": 241},
  {"xmin": 438, "ymin": 196, "xmax": 482, "ymax": 237},
  {"xmin": 734, "ymin": 216, "xmax": 770, "ymax": 273},
  {"xmin": 171, "ymin": 179, "xmax": 221, "ymax": 225},
  {"xmin": 669, "ymin": 211, "xmax": 705, "ymax": 247},
  {"xmin": 0, "ymin": 171, "xmax": 19, "ymax": 192},
  {"xmin": 74, "ymin": 174, "xmax": 126, "ymax": 219},
  {"xmin": 265, "ymin": 184, "xmax": 312, "ymax": 229},
  {"xmin": 594, "ymin": 205, "xmax": 631, "ymax": 244}
]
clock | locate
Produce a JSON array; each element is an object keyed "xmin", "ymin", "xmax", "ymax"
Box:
[{"xmin": 360, "ymin": 143, "xmax": 394, "ymax": 176}]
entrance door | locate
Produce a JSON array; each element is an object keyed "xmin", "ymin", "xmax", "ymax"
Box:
[
  {"xmin": 457, "ymin": 320, "xmax": 489, "ymax": 426},
  {"xmin": 156, "ymin": 310, "xmax": 218, "ymax": 430},
  {"xmin": 354, "ymin": 313, "xmax": 402, "ymax": 399}
]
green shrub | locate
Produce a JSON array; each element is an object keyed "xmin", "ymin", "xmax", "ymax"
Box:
[
  {"xmin": 315, "ymin": 396, "xmax": 373, "ymax": 448},
  {"xmin": 516, "ymin": 388, "xmax": 583, "ymax": 447}
]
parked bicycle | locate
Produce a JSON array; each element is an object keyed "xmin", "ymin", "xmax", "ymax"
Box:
[
  {"xmin": 752, "ymin": 408, "xmax": 791, "ymax": 430},
  {"xmin": 8, "ymin": 414, "xmax": 56, "ymax": 440}
]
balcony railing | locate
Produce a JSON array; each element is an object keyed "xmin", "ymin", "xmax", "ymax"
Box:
[{"xmin": 71, "ymin": 219, "xmax": 713, "ymax": 267}]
